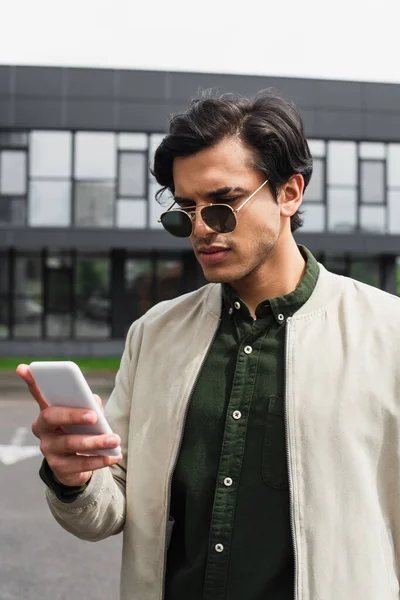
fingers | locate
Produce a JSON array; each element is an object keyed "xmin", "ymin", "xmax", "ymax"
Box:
[
  {"xmin": 93, "ymin": 394, "xmax": 105, "ymax": 413},
  {"xmin": 42, "ymin": 432, "xmax": 121, "ymax": 457},
  {"xmin": 46, "ymin": 451, "xmax": 122, "ymax": 476},
  {"xmin": 16, "ymin": 364, "xmax": 48, "ymax": 411}
]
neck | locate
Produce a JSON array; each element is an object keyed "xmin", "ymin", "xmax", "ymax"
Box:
[{"xmin": 230, "ymin": 236, "xmax": 306, "ymax": 319}]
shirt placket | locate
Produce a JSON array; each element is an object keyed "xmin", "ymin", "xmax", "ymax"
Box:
[{"xmin": 202, "ymin": 323, "xmax": 261, "ymax": 600}]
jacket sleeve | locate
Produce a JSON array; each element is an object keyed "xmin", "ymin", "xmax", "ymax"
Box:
[{"xmin": 44, "ymin": 322, "xmax": 138, "ymax": 542}]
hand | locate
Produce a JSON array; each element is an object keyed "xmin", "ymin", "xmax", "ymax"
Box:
[{"xmin": 16, "ymin": 364, "xmax": 122, "ymax": 487}]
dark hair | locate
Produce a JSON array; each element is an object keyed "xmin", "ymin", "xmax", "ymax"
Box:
[{"xmin": 152, "ymin": 89, "xmax": 313, "ymax": 232}]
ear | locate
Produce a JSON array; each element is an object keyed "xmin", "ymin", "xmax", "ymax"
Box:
[{"xmin": 279, "ymin": 174, "xmax": 304, "ymax": 218}]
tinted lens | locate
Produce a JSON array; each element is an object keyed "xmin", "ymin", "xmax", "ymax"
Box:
[
  {"xmin": 160, "ymin": 210, "xmax": 193, "ymax": 237},
  {"xmin": 202, "ymin": 205, "xmax": 236, "ymax": 233}
]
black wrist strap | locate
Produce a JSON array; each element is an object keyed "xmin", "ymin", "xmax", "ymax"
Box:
[{"xmin": 39, "ymin": 459, "xmax": 89, "ymax": 504}]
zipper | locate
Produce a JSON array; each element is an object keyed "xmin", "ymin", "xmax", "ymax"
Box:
[
  {"xmin": 160, "ymin": 317, "xmax": 221, "ymax": 599},
  {"xmin": 285, "ymin": 316, "xmax": 299, "ymax": 600}
]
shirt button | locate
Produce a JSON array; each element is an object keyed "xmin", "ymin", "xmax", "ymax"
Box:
[
  {"xmin": 233, "ymin": 410, "xmax": 242, "ymax": 420},
  {"xmin": 278, "ymin": 313, "xmax": 285, "ymax": 322},
  {"xmin": 244, "ymin": 345, "xmax": 252, "ymax": 354},
  {"xmin": 228, "ymin": 308, "xmax": 233, "ymax": 315},
  {"xmin": 224, "ymin": 477, "xmax": 233, "ymax": 487},
  {"xmin": 215, "ymin": 543, "xmax": 224, "ymax": 553},
  {"xmin": 234, "ymin": 301, "xmax": 241, "ymax": 310}
]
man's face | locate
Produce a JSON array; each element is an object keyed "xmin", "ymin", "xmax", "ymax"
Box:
[{"xmin": 172, "ymin": 136, "xmax": 283, "ymax": 284}]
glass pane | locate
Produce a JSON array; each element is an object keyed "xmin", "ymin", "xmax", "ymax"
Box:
[
  {"xmin": 0, "ymin": 254, "xmax": 8, "ymax": 294},
  {"xmin": 388, "ymin": 191, "xmax": 400, "ymax": 233},
  {"xmin": 0, "ymin": 198, "xmax": 26, "ymax": 225},
  {"xmin": 149, "ymin": 134, "xmax": 166, "ymax": 167},
  {"xmin": 125, "ymin": 259, "xmax": 154, "ymax": 321},
  {"xmin": 301, "ymin": 204, "xmax": 325, "ymax": 232},
  {"xmin": 308, "ymin": 140, "xmax": 325, "ymax": 157},
  {"xmin": 75, "ymin": 181, "xmax": 114, "ymax": 227},
  {"xmin": 118, "ymin": 133, "xmax": 148, "ymax": 150},
  {"xmin": 118, "ymin": 153, "xmax": 146, "ymax": 196},
  {"xmin": 327, "ymin": 142, "xmax": 357, "ymax": 186},
  {"xmin": 0, "ymin": 132, "xmax": 28, "ymax": 147},
  {"xmin": 157, "ymin": 260, "xmax": 184, "ymax": 302},
  {"xmin": 360, "ymin": 206, "xmax": 386, "ymax": 233},
  {"xmin": 328, "ymin": 187, "xmax": 357, "ymax": 232},
  {"xmin": 13, "ymin": 296, "xmax": 42, "ymax": 338},
  {"xmin": 14, "ymin": 255, "xmax": 42, "ymax": 296},
  {"xmin": 75, "ymin": 132, "xmax": 116, "ymax": 179},
  {"xmin": 359, "ymin": 142, "xmax": 385, "ymax": 160},
  {"xmin": 149, "ymin": 179, "xmax": 166, "ymax": 229},
  {"xmin": 45, "ymin": 314, "xmax": 72, "ymax": 339},
  {"xmin": 75, "ymin": 257, "xmax": 110, "ymax": 339},
  {"xmin": 360, "ymin": 161, "xmax": 385, "ymax": 204},
  {"xmin": 0, "ymin": 150, "xmax": 26, "ymax": 194},
  {"xmin": 46, "ymin": 266, "xmax": 72, "ymax": 314},
  {"xmin": 30, "ymin": 131, "xmax": 72, "ymax": 178},
  {"xmin": 323, "ymin": 255, "xmax": 348, "ymax": 277},
  {"xmin": 0, "ymin": 297, "xmax": 8, "ymax": 338},
  {"xmin": 29, "ymin": 181, "xmax": 71, "ymax": 226},
  {"xmin": 117, "ymin": 199, "xmax": 147, "ymax": 228},
  {"xmin": 304, "ymin": 159, "xmax": 324, "ymax": 202},
  {"xmin": 350, "ymin": 259, "xmax": 380, "ymax": 288},
  {"xmin": 388, "ymin": 144, "xmax": 400, "ymax": 188}
]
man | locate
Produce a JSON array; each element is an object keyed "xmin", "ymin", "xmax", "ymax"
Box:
[{"xmin": 18, "ymin": 91, "xmax": 400, "ymax": 600}]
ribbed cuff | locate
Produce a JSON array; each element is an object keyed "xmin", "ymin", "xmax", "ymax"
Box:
[{"xmin": 39, "ymin": 459, "xmax": 89, "ymax": 504}]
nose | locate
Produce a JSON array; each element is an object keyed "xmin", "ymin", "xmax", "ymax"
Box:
[{"xmin": 191, "ymin": 208, "xmax": 214, "ymax": 238}]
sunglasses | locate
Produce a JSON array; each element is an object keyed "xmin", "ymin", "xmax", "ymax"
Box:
[{"xmin": 158, "ymin": 179, "xmax": 269, "ymax": 238}]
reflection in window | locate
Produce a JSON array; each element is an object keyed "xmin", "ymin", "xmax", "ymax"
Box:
[
  {"xmin": 0, "ymin": 198, "xmax": 26, "ymax": 225},
  {"xmin": 157, "ymin": 260, "xmax": 184, "ymax": 302},
  {"xmin": 360, "ymin": 206, "xmax": 386, "ymax": 233},
  {"xmin": 125, "ymin": 259, "xmax": 154, "ymax": 323},
  {"xmin": 75, "ymin": 132, "xmax": 116, "ymax": 179},
  {"xmin": 328, "ymin": 188, "xmax": 357, "ymax": 232},
  {"xmin": 0, "ymin": 254, "xmax": 8, "ymax": 296},
  {"xmin": 30, "ymin": 131, "xmax": 72, "ymax": 178},
  {"xmin": 75, "ymin": 257, "xmax": 110, "ymax": 339},
  {"xmin": 29, "ymin": 181, "xmax": 71, "ymax": 226},
  {"xmin": 0, "ymin": 132, "xmax": 28, "ymax": 147},
  {"xmin": 327, "ymin": 141, "xmax": 357, "ymax": 186},
  {"xmin": 118, "ymin": 153, "xmax": 146, "ymax": 197},
  {"xmin": 350, "ymin": 259, "xmax": 380, "ymax": 288},
  {"xmin": 360, "ymin": 161, "xmax": 385, "ymax": 204},
  {"xmin": 13, "ymin": 254, "xmax": 42, "ymax": 339},
  {"xmin": 301, "ymin": 204, "xmax": 325, "ymax": 232},
  {"xmin": 75, "ymin": 181, "xmax": 114, "ymax": 227},
  {"xmin": 117, "ymin": 199, "xmax": 147, "ymax": 228},
  {"xmin": 13, "ymin": 296, "xmax": 43, "ymax": 338},
  {"xmin": 0, "ymin": 297, "xmax": 8, "ymax": 338},
  {"xmin": 304, "ymin": 158, "xmax": 324, "ymax": 202},
  {"xmin": 0, "ymin": 150, "xmax": 27, "ymax": 194}
]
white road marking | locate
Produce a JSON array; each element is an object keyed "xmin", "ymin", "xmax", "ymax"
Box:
[{"xmin": 0, "ymin": 427, "xmax": 41, "ymax": 465}]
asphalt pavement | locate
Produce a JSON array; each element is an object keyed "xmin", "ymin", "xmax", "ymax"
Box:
[{"xmin": 0, "ymin": 374, "xmax": 123, "ymax": 600}]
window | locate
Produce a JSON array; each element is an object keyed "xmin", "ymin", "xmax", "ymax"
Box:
[
  {"xmin": 360, "ymin": 206, "xmax": 386, "ymax": 233},
  {"xmin": 0, "ymin": 150, "xmax": 27, "ymax": 194},
  {"xmin": 304, "ymin": 158, "xmax": 324, "ymax": 202},
  {"xmin": 116, "ymin": 200, "xmax": 147, "ymax": 228},
  {"xmin": 13, "ymin": 253, "xmax": 43, "ymax": 339},
  {"xmin": 360, "ymin": 161, "xmax": 385, "ymax": 204},
  {"xmin": 0, "ymin": 197, "xmax": 26, "ymax": 225},
  {"xmin": 301, "ymin": 204, "xmax": 325, "ymax": 232},
  {"xmin": 388, "ymin": 191, "xmax": 400, "ymax": 234},
  {"xmin": 328, "ymin": 188, "xmax": 357, "ymax": 232},
  {"xmin": 0, "ymin": 252, "xmax": 9, "ymax": 338},
  {"xmin": 118, "ymin": 133, "xmax": 148, "ymax": 151},
  {"xmin": 30, "ymin": 131, "xmax": 72, "ymax": 178},
  {"xmin": 75, "ymin": 132, "xmax": 116, "ymax": 179},
  {"xmin": 327, "ymin": 142, "xmax": 357, "ymax": 186},
  {"xmin": 75, "ymin": 256, "xmax": 111, "ymax": 339},
  {"xmin": 29, "ymin": 181, "xmax": 71, "ymax": 226},
  {"xmin": 118, "ymin": 152, "xmax": 146, "ymax": 197},
  {"xmin": 75, "ymin": 181, "xmax": 115, "ymax": 227}
]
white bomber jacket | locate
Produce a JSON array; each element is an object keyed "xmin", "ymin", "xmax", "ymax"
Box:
[{"xmin": 45, "ymin": 265, "xmax": 400, "ymax": 600}]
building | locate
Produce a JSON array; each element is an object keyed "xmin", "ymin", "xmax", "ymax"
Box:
[{"xmin": 0, "ymin": 65, "xmax": 399, "ymax": 356}]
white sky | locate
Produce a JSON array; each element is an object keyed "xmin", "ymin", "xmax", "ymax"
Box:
[{"xmin": 1, "ymin": 0, "xmax": 400, "ymax": 84}]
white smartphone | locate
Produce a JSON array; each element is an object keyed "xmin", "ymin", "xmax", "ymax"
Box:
[{"xmin": 29, "ymin": 360, "xmax": 121, "ymax": 458}]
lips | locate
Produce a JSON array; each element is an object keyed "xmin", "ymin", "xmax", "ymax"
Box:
[{"xmin": 197, "ymin": 247, "xmax": 231, "ymax": 266}]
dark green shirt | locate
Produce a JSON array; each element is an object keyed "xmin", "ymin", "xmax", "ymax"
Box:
[{"xmin": 165, "ymin": 247, "xmax": 319, "ymax": 600}]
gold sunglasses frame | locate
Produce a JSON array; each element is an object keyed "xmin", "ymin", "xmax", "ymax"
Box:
[{"xmin": 157, "ymin": 179, "xmax": 269, "ymax": 236}]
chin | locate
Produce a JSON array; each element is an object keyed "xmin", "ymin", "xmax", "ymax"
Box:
[{"xmin": 201, "ymin": 266, "xmax": 244, "ymax": 284}]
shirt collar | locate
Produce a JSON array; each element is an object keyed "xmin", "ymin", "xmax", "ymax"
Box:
[{"xmin": 222, "ymin": 246, "xmax": 320, "ymax": 325}]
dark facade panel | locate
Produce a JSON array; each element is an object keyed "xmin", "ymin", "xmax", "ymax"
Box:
[
  {"xmin": 314, "ymin": 79, "xmax": 363, "ymax": 110},
  {"xmin": 313, "ymin": 109, "xmax": 363, "ymax": 139},
  {"xmin": 117, "ymin": 100, "xmax": 179, "ymax": 131},
  {"xmin": 364, "ymin": 112, "xmax": 400, "ymax": 141},
  {"xmin": 0, "ymin": 66, "xmax": 12, "ymax": 94},
  {"xmin": 65, "ymin": 67, "xmax": 116, "ymax": 98},
  {"xmin": 363, "ymin": 82, "xmax": 400, "ymax": 111},
  {"xmin": 297, "ymin": 108, "xmax": 315, "ymax": 137},
  {"xmin": 14, "ymin": 66, "xmax": 64, "ymax": 96},
  {"xmin": 0, "ymin": 97, "xmax": 13, "ymax": 126},
  {"xmin": 65, "ymin": 98, "xmax": 116, "ymax": 129},
  {"xmin": 117, "ymin": 69, "xmax": 168, "ymax": 100},
  {"xmin": 14, "ymin": 97, "xmax": 63, "ymax": 128}
]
